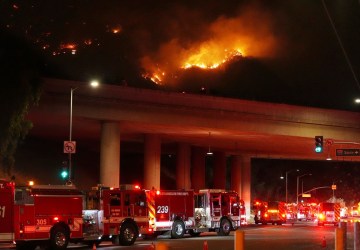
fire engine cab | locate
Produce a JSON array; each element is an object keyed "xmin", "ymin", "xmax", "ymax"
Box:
[
  {"xmin": 83, "ymin": 184, "xmax": 148, "ymax": 246},
  {"xmin": 0, "ymin": 179, "xmax": 83, "ymax": 250},
  {"xmin": 192, "ymin": 189, "xmax": 243, "ymax": 235}
]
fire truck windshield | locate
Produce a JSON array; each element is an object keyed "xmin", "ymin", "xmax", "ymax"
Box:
[
  {"xmin": 14, "ymin": 188, "xmax": 34, "ymax": 205},
  {"xmin": 194, "ymin": 194, "xmax": 206, "ymax": 208}
]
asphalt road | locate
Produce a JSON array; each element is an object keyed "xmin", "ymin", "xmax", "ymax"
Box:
[{"xmin": 0, "ymin": 221, "xmax": 357, "ymax": 250}]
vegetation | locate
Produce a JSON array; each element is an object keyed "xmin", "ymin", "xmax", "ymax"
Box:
[{"xmin": 0, "ymin": 30, "xmax": 42, "ymax": 176}]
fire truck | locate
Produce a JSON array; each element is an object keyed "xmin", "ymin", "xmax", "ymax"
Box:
[
  {"xmin": 253, "ymin": 200, "xmax": 286, "ymax": 225},
  {"xmin": 297, "ymin": 203, "xmax": 317, "ymax": 221},
  {"xmin": 285, "ymin": 203, "xmax": 297, "ymax": 221},
  {"xmin": 350, "ymin": 203, "xmax": 360, "ymax": 217},
  {"xmin": 82, "ymin": 184, "xmax": 149, "ymax": 246},
  {"xmin": 83, "ymin": 186, "xmax": 243, "ymax": 245},
  {"xmin": 317, "ymin": 202, "xmax": 340, "ymax": 226},
  {"xmin": 0, "ymin": 179, "xmax": 84, "ymax": 250}
]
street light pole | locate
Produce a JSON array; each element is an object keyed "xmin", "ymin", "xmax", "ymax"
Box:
[
  {"xmin": 284, "ymin": 169, "xmax": 299, "ymax": 203},
  {"xmin": 68, "ymin": 87, "xmax": 77, "ymax": 183},
  {"xmin": 296, "ymin": 173, "xmax": 312, "ymax": 204},
  {"xmin": 67, "ymin": 80, "xmax": 99, "ymax": 183}
]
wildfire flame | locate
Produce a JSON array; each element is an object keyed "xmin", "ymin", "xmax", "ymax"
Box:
[
  {"xmin": 141, "ymin": 7, "xmax": 277, "ymax": 85},
  {"xmin": 182, "ymin": 48, "xmax": 243, "ymax": 69}
]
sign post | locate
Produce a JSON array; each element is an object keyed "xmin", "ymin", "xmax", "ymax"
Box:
[{"xmin": 64, "ymin": 141, "xmax": 76, "ymax": 154}]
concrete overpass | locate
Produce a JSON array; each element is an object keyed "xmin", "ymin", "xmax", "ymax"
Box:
[{"xmin": 27, "ymin": 78, "xmax": 360, "ymax": 217}]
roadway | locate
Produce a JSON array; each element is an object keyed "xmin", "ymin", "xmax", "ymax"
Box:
[{"xmin": 1, "ymin": 221, "xmax": 355, "ymax": 250}]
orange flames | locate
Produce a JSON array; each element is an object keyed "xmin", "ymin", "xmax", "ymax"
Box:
[
  {"xmin": 182, "ymin": 48, "xmax": 243, "ymax": 70},
  {"xmin": 141, "ymin": 7, "xmax": 277, "ymax": 85}
]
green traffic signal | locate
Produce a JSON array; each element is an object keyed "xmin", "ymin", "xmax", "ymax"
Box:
[
  {"xmin": 61, "ymin": 169, "xmax": 68, "ymax": 179},
  {"xmin": 314, "ymin": 136, "xmax": 323, "ymax": 153}
]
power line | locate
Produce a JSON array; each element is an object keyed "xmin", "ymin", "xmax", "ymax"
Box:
[{"xmin": 322, "ymin": 0, "xmax": 360, "ymax": 92}]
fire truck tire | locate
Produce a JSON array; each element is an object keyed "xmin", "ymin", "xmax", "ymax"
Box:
[
  {"xmin": 171, "ymin": 220, "xmax": 185, "ymax": 239},
  {"xmin": 217, "ymin": 218, "xmax": 231, "ymax": 236},
  {"xmin": 49, "ymin": 225, "xmax": 69, "ymax": 249},
  {"xmin": 119, "ymin": 222, "xmax": 138, "ymax": 246}
]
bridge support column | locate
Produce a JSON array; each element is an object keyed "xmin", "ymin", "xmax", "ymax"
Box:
[
  {"xmin": 191, "ymin": 147, "xmax": 206, "ymax": 191},
  {"xmin": 213, "ymin": 151, "xmax": 227, "ymax": 189},
  {"xmin": 144, "ymin": 134, "xmax": 161, "ymax": 190},
  {"xmin": 176, "ymin": 143, "xmax": 191, "ymax": 189},
  {"xmin": 231, "ymin": 155, "xmax": 242, "ymax": 196},
  {"xmin": 100, "ymin": 122, "xmax": 120, "ymax": 188},
  {"xmin": 241, "ymin": 155, "xmax": 252, "ymax": 222}
]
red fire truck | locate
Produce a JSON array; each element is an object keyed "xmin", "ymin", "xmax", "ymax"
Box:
[
  {"xmin": 317, "ymin": 202, "xmax": 340, "ymax": 226},
  {"xmin": 253, "ymin": 200, "xmax": 286, "ymax": 225},
  {"xmin": 83, "ymin": 186, "xmax": 243, "ymax": 245},
  {"xmin": 297, "ymin": 202, "xmax": 318, "ymax": 221},
  {"xmin": 83, "ymin": 184, "xmax": 149, "ymax": 246},
  {"xmin": 146, "ymin": 189, "xmax": 243, "ymax": 238},
  {"xmin": 0, "ymin": 179, "xmax": 84, "ymax": 250}
]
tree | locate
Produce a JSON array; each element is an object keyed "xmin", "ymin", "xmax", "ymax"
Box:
[{"xmin": 0, "ymin": 30, "xmax": 42, "ymax": 176}]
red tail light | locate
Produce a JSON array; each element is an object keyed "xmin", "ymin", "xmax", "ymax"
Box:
[{"xmin": 19, "ymin": 223, "xmax": 24, "ymax": 234}]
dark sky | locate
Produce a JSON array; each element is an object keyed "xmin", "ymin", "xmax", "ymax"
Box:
[{"xmin": 1, "ymin": 0, "xmax": 360, "ymax": 111}]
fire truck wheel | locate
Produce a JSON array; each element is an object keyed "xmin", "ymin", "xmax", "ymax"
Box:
[
  {"xmin": 171, "ymin": 220, "xmax": 185, "ymax": 239},
  {"xmin": 217, "ymin": 218, "xmax": 231, "ymax": 236},
  {"xmin": 50, "ymin": 225, "xmax": 69, "ymax": 249},
  {"xmin": 119, "ymin": 222, "xmax": 138, "ymax": 246}
]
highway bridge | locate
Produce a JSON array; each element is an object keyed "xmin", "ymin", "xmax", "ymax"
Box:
[{"xmin": 26, "ymin": 78, "xmax": 360, "ymax": 217}]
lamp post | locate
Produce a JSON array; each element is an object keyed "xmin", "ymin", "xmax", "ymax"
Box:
[
  {"xmin": 285, "ymin": 169, "xmax": 299, "ymax": 203},
  {"xmin": 296, "ymin": 173, "xmax": 312, "ymax": 204},
  {"xmin": 67, "ymin": 80, "xmax": 99, "ymax": 183}
]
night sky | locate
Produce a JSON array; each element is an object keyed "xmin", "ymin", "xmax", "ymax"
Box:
[
  {"xmin": 1, "ymin": 0, "xmax": 360, "ymax": 111},
  {"xmin": 1, "ymin": 1, "xmax": 360, "ymax": 205}
]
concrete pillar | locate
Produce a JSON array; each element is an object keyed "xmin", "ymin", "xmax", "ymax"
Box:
[
  {"xmin": 176, "ymin": 143, "xmax": 191, "ymax": 189},
  {"xmin": 144, "ymin": 134, "xmax": 161, "ymax": 190},
  {"xmin": 213, "ymin": 151, "xmax": 226, "ymax": 189},
  {"xmin": 231, "ymin": 155, "xmax": 242, "ymax": 195},
  {"xmin": 100, "ymin": 122, "xmax": 120, "ymax": 188},
  {"xmin": 191, "ymin": 147, "xmax": 206, "ymax": 191},
  {"xmin": 241, "ymin": 155, "xmax": 252, "ymax": 222}
]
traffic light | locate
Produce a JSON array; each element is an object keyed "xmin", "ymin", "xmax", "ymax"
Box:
[
  {"xmin": 314, "ymin": 136, "xmax": 323, "ymax": 153},
  {"xmin": 61, "ymin": 168, "xmax": 68, "ymax": 179},
  {"xmin": 60, "ymin": 161, "xmax": 68, "ymax": 179}
]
